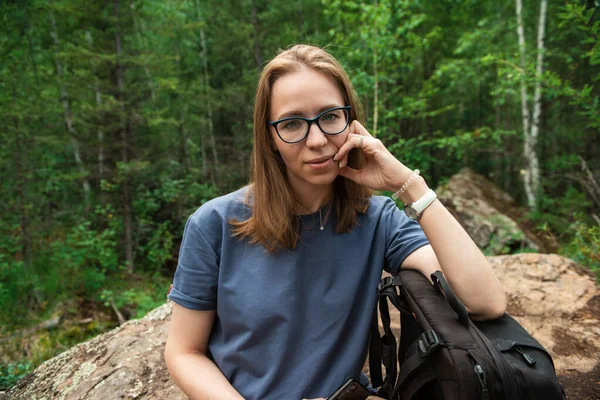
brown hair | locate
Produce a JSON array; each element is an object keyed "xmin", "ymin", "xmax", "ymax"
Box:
[{"xmin": 230, "ymin": 44, "xmax": 371, "ymax": 252}]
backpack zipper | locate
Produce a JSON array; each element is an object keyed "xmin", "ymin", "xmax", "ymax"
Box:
[
  {"xmin": 514, "ymin": 345, "xmax": 537, "ymax": 366},
  {"xmin": 468, "ymin": 354, "xmax": 490, "ymax": 400},
  {"xmin": 471, "ymin": 326, "xmax": 521, "ymax": 400},
  {"xmin": 474, "ymin": 363, "xmax": 490, "ymax": 400}
]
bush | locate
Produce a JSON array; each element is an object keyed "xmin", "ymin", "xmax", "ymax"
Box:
[
  {"xmin": 560, "ymin": 213, "xmax": 600, "ymax": 279},
  {"xmin": 0, "ymin": 361, "xmax": 32, "ymax": 390}
]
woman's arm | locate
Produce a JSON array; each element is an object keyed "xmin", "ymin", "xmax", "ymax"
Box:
[
  {"xmin": 334, "ymin": 120, "xmax": 507, "ymax": 320},
  {"xmin": 164, "ymin": 303, "xmax": 245, "ymax": 400},
  {"xmin": 398, "ymin": 175, "xmax": 507, "ymax": 320}
]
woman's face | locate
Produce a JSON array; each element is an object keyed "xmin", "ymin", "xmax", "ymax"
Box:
[{"xmin": 269, "ymin": 69, "xmax": 348, "ymax": 194}]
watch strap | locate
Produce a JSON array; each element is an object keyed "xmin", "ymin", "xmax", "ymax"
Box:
[{"xmin": 405, "ymin": 189, "xmax": 437, "ymax": 220}]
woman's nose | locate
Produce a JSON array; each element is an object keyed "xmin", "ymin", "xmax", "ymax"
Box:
[{"xmin": 305, "ymin": 122, "xmax": 328, "ymax": 148}]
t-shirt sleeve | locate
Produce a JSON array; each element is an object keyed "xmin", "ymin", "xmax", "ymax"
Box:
[
  {"xmin": 383, "ymin": 198, "xmax": 430, "ymax": 276},
  {"xmin": 167, "ymin": 215, "xmax": 219, "ymax": 310}
]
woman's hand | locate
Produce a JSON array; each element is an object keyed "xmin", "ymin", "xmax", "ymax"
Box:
[{"xmin": 334, "ymin": 120, "xmax": 413, "ymax": 192}]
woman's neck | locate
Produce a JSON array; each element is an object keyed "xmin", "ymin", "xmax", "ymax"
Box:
[{"xmin": 292, "ymin": 184, "xmax": 333, "ymax": 214}]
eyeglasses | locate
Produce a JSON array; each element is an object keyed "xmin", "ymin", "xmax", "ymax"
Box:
[{"xmin": 268, "ymin": 106, "xmax": 351, "ymax": 144}]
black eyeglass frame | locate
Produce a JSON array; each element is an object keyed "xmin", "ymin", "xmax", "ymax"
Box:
[{"xmin": 268, "ymin": 106, "xmax": 352, "ymax": 144}]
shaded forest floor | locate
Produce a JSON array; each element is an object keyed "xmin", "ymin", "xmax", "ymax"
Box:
[{"xmin": 0, "ymin": 272, "xmax": 170, "ymax": 390}]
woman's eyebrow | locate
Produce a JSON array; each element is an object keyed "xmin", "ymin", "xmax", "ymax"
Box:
[{"xmin": 276, "ymin": 104, "xmax": 342, "ymax": 120}]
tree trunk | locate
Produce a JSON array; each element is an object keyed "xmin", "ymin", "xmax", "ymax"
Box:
[
  {"xmin": 134, "ymin": 18, "xmax": 156, "ymax": 103},
  {"xmin": 297, "ymin": 0, "xmax": 304, "ymax": 42},
  {"xmin": 195, "ymin": 0, "xmax": 219, "ymax": 183},
  {"xmin": 49, "ymin": 12, "xmax": 91, "ymax": 204},
  {"xmin": 86, "ymin": 31, "xmax": 105, "ymax": 183},
  {"xmin": 175, "ymin": 44, "xmax": 191, "ymax": 172},
  {"xmin": 200, "ymin": 126, "xmax": 208, "ymax": 179},
  {"xmin": 515, "ymin": 0, "xmax": 546, "ymax": 210},
  {"xmin": 494, "ymin": 102, "xmax": 503, "ymax": 187},
  {"xmin": 114, "ymin": 0, "xmax": 135, "ymax": 273},
  {"xmin": 529, "ymin": 0, "xmax": 547, "ymax": 209},
  {"xmin": 251, "ymin": 0, "xmax": 263, "ymax": 68},
  {"xmin": 372, "ymin": 0, "xmax": 379, "ymax": 137},
  {"xmin": 178, "ymin": 104, "xmax": 191, "ymax": 172},
  {"xmin": 13, "ymin": 117, "xmax": 33, "ymax": 268},
  {"xmin": 25, "ymin": 19, "xmax": 46, "ymax": 131},
  {"xmin": 515, "ymin": 0, "xmax": 529, "ymax": 141}
]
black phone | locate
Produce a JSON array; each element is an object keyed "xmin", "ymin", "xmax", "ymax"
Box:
[{"xmin": 327, "ymin": 378, "xmax": 371, "ymax": 400}]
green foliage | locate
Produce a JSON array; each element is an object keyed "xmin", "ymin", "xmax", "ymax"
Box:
[
  {"xmin": 50, "ymin": 219, "xmax": 120, "ymax": 274},
  {"xmin": 528, "ymin": 187, "xmax": 593, "ymax": 234},
  {"xmin": 0, "ymin": 259, "xmax": 29, "ymax": 328},
  {"xmin": 0, "ymin": 0, "xmax": 599, "ymax": 389},
  {"xmin": 526, "ymin": 187, "xmax": 599, "ymax": 277},
  {"xmin": 560, "ymin": 214, "xmax": 600, "ymax": 277},
  {"xmin": 102, "ymin": 284, "xmax": 167, "ymax": 320},
  {"xmin": 0, "ymin": 361, "xmax": 33, "ymax": 390}
]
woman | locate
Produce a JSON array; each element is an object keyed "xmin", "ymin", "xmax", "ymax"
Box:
[{"xmin": 164, "ymin": 44, "xmax": 506, "ymax": 400}]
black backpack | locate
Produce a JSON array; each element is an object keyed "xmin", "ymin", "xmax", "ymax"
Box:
[{"xmin": 368, "ymin": 269, "xmax": 566, "ymax": 400}]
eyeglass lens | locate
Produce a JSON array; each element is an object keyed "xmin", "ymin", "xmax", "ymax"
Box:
[{"xmin": 278, "ymin": 109, "xmax": 349, "ymax": 143}]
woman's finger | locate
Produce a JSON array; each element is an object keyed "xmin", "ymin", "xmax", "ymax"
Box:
[
  {"xmin": 339, "ymin": 153, "xmax": 348, "ymax": 169},
  {"xmin": 349, "ymin": 120, "xmax": 373, "ymax": 138},
  {"xmin": 337, "ymin": 165, "xmax": 361, "ymax": 184},
  {"xmin": 334, "ymin": 134, "xmax": 367, "ymax": 162}
]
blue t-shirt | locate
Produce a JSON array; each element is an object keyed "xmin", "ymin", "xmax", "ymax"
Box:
[{"xmin": 168, "ymin": 187, "xmax": 429, "ymax": 400}]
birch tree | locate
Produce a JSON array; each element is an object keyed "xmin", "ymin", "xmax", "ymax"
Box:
[
  {"xmin": 515, "ymin": 0, "xmax": 547, "ymax": 210},
  {"xmin": 49, "ymin": 11, "xmax": 92, "ymax": 203}
]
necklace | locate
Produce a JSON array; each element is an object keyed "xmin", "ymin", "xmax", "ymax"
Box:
[
  {"xmin": 296, "ymin": 198, "xmax": 333, "ymax": 231},
  {"xmin": 318, "ymin": 201, "xmax": 333, "ymax": 231},
  {"xmin": 319, "ymin": 208, "xmax": 324, "ymax": 230}
]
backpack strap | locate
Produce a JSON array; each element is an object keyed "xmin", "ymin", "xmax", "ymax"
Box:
[
  {"xmin": 369, "ymin": 275, "xmax": 413, "ymax": 398},
  {"xmin": 431, "ymin": 271, "xmax": 469, "ymax": 328},
  {"xmin": 388, "ymin": 330, "xmax": 441, "ymax": 399},
  {"xmin": 369, "ymin": 309, "xmax": 384, "ymax": 388}
]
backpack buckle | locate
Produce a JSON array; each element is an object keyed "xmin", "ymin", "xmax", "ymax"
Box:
[
  {"xmin": 377, "ymin": 276, "xmax": 395, "ymax": 294},
  {"xmin": 418, "ymin": 330, "xmax": 440, "ymax": 357}
]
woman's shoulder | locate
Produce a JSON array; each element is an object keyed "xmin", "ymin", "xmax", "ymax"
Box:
[
  {"xmin": 362, "ymin": 195, "xmax": 410, "ymax": 228},
  {"xmin": 188, "ymin": 186, "xmax": 251, "ymax": 227},
  {"xmin": 366, "ymin": 194, "xmax": 397, "ymax": 215}
]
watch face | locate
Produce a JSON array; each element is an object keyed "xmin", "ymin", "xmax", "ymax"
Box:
[{"xmin": 405, "ymin": 206, "xmax": 419, "ymax": 220}]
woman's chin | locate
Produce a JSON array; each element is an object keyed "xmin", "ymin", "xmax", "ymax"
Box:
[
  {"xmin": 307, "ymin": 171, "xmax": 339, "ymax": 186},
  {"xmin": 286, "ymin": 166, "xmax": 340, "ymax": 190}
]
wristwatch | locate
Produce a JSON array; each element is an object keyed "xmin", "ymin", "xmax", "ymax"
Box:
[{"xmin": 404, "ymin": 189, "xmax": 437, "ymax": 221}]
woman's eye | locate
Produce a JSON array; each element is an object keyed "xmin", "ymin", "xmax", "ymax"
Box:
[
  {"xmin": 321, "ymin": 113, "xmax": 337, "ymax": 122},
  {"xmin": 282, "ymin": 120, "xmax": 301, "ymax": 130}
]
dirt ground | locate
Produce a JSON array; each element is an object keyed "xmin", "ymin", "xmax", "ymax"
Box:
[
  {"xmin": 557, "ymin": 294, "xmax": 600, "ymax": 399},
  {"xmin": 559, "ymin": 364, "xmax": 600, "ymax": 399}
]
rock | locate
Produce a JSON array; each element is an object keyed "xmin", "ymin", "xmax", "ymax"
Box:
[
  {"xmin": 5, "ymin": 255, "xmax": 598, "ymax": 399},
  {"xmin": 436, "ymin": 168, "xmax": 559, "ymax": 254},
  {"xmin": 3, "ymin": 304, "xmax": 186, "ymax": 400},
  {"xmin": 489, "ymin": 253, "xmax": 600, "ymax": 378}
]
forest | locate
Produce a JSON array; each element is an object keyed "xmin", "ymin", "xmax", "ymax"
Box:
[{"xmin": 1, "ymin": 0, "xmax": 599, "ymax": 390}]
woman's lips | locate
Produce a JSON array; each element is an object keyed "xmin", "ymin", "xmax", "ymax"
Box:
[{"xmin": 306, "ymin": 157, "xmax": 334, "ymax": 169}]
